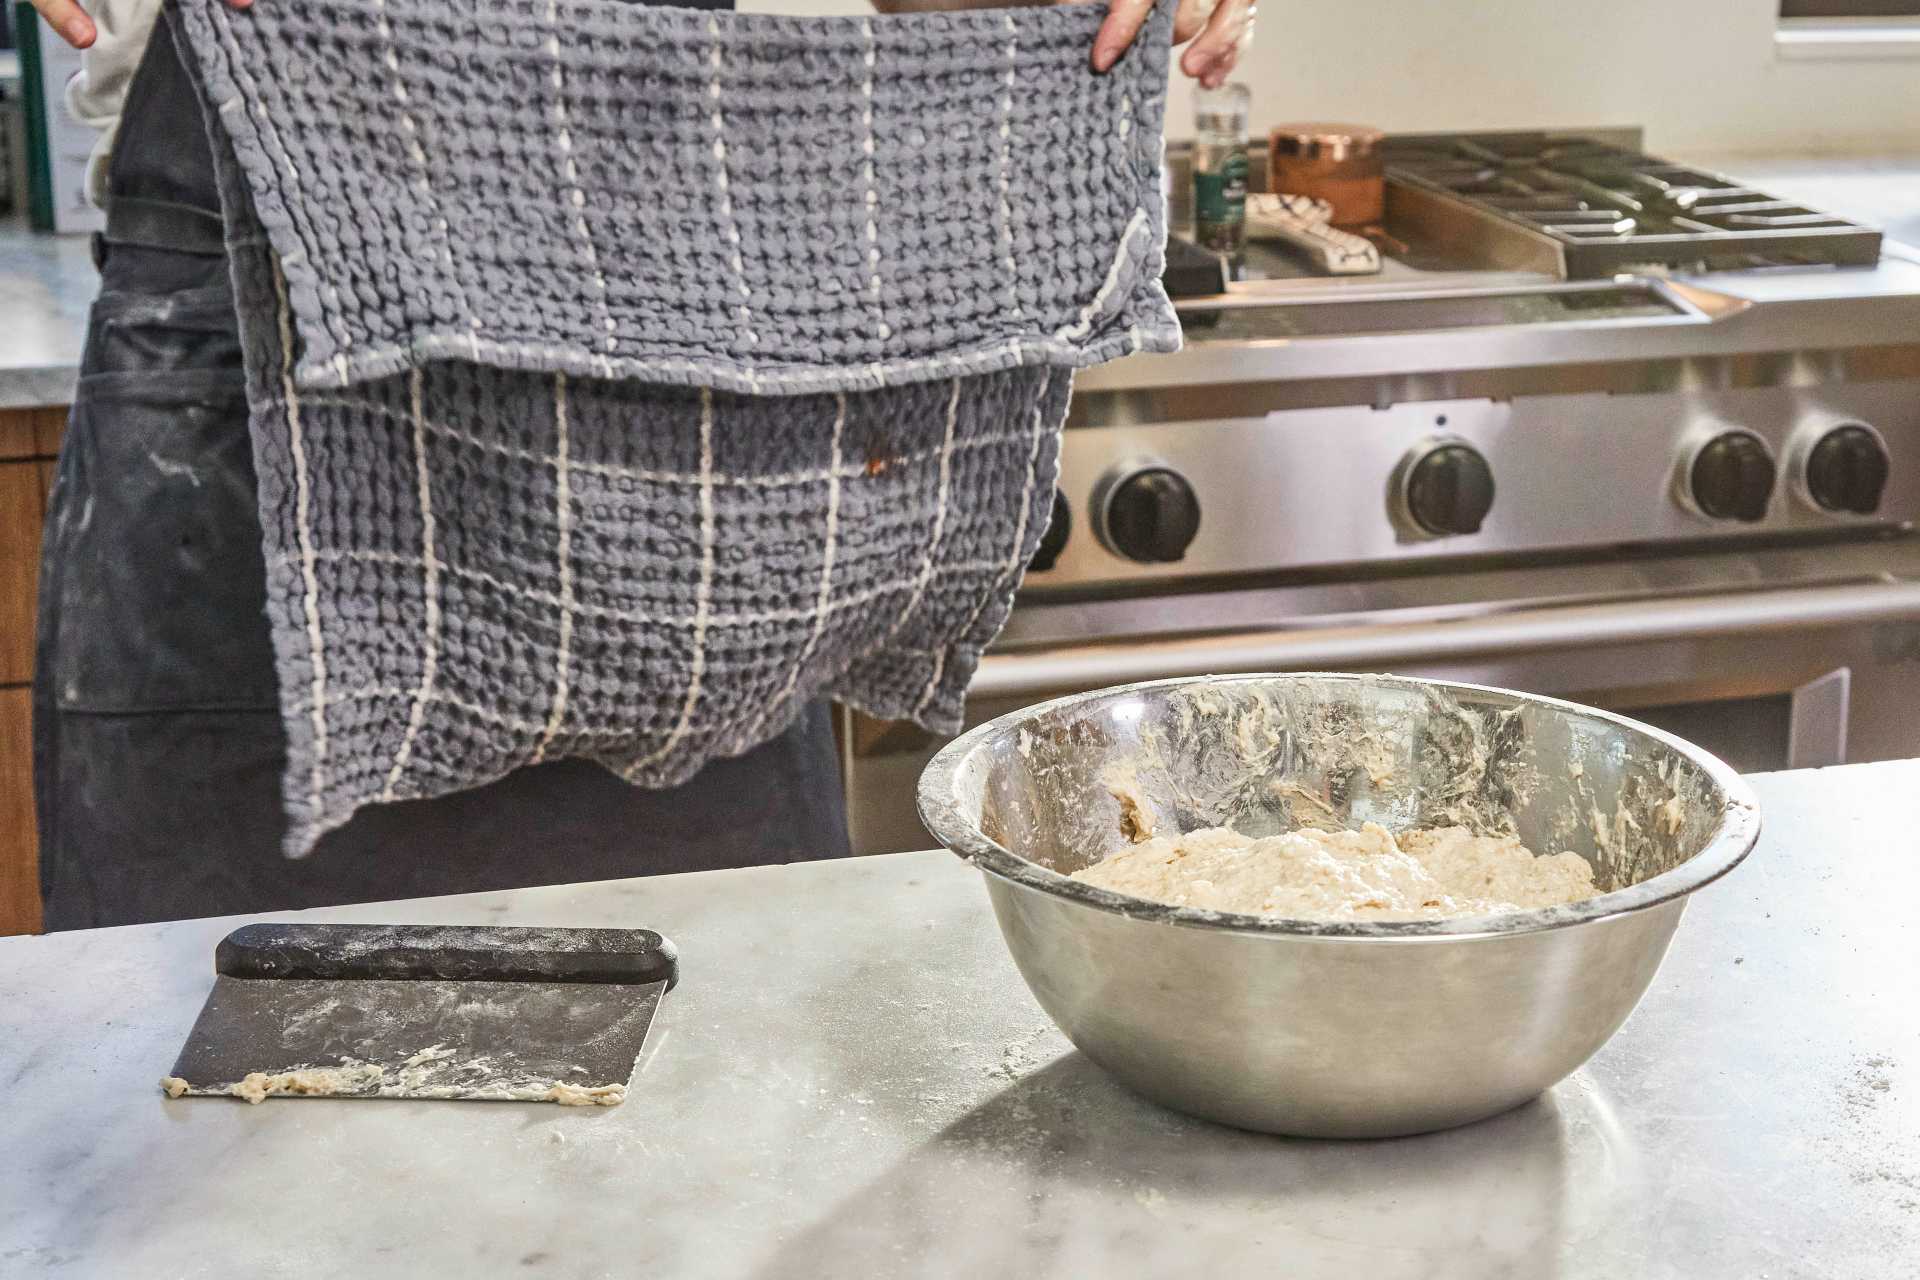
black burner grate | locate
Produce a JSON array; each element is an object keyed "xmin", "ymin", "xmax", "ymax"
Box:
[{"xmin": 1383, "ymin": 132, "xmax": 1883, "ymax": 277}]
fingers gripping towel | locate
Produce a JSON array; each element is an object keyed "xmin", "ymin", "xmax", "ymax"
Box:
[{"xmin": 174, "ymin": 0, "xmax": 1180, "ymax": 855}]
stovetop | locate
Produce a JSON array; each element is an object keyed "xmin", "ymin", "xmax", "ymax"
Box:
[
  {"xmin": 1380, "ymin": 131, "xmax": 1884, "ymax": 278},
  {"xmin": 1034, "ymin": 131, "xmax": 1920, "ymax": 595},
  {"xmin": 1159, "ymin": 128, "xmax": 1904, "ymax": 305},
  {"xmin": 1118, "ymin": 130, "xmax": 1920, "ymax": 393}
]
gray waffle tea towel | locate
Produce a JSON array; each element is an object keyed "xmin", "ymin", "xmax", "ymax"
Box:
[{"xmin": 175, "ymin": 0, "xmax": 1181, "ymax": 855}]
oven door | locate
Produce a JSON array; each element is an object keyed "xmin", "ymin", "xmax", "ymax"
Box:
[{"xmin": 839, "ymin": 577, "xmax": 1920, "ymax": 854}]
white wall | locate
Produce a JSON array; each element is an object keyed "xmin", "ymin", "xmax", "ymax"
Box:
[{"xmin": 743, "ymin": 0, "xmax": 1920, "ymax": 154}]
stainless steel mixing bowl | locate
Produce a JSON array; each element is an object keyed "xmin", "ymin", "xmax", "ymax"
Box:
[{"xmin": 917, "ymin": 673, "xmax": 1761, "ymax": 1138}]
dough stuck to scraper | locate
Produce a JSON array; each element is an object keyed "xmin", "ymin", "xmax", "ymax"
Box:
[
  {"xmin": 547, "ymin": 1082, "xmax": 626, "ymax": 1107},
  {"xmin": 157, "ymin": 1056, "xmax": 629, "ymax": 1106},
  {"xmin": 230, "ymin": 1063, "xmax": 388, "ymax": 1104}
]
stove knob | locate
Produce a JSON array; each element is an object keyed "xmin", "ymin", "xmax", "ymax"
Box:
[
  {"xmin": 1028, "ymin": 489, "xmax": 1072, "ymax": 572},
  {"xmin": 1101, "ymin": 467, "xmax": 1201, "ymax": 564},
  {"xmin": 1689, "ymin": 431, "xmax": 1775, "ymax": 522},
  {"xmin": 1804, "ymin": 424, "xmax": 1890, "ymax": 515},
  {"xmin": 1404, "ymin": 443, "xmax": 1496, "ymax": 537}
]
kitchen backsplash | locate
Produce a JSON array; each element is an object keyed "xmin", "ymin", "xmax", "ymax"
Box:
[{"xmin": 757, "ymin": 0, "xmax": 1920, "ymax": 154}]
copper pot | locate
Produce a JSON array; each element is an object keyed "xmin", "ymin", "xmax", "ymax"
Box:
[{"xmin": 1267, "ymin": 123, "xmax": 1384, "ymax": 229}]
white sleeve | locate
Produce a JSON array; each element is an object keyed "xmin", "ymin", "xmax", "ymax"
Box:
[{"xmin": 62, "ymin": 0, "xmax": 166, "ymax": 206}]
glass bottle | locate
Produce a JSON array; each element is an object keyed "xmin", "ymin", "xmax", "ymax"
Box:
[{"xmin": 1193, "ymin": 83, "xmax": 1251, "ymax": 255}]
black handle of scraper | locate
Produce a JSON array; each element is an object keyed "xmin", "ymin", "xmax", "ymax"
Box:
[{"xmin": 215, "ymin": 924, "xmax": 678, "ymax": 989}]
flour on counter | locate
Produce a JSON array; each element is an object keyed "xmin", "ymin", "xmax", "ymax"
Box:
[{"xmin": 1070, "ymin": 822, "xmax": 1597, "ymax": 921}]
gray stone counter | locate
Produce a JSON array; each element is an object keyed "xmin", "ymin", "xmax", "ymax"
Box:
[
  {"xmin": 1, "ymin": 760, "xmax": 1916, "ymax": 1278},
  {"xmin": 0, "ymin": 216, "xmax": 92, "ymax": 409}
]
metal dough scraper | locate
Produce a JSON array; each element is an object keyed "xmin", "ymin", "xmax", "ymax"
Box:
[{"xmin": 163, "ymin": 923, "xmax": 677, "ymax": 1104}]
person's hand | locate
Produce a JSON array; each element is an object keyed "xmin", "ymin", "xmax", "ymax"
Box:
[
  {"xmin": 30, "ymin": 0, "xmax": 253, "ymax": 49},
  {"xmin": 1093, "ymin": 0, "xmax": 1255, "ymax": 87},
  {"xmin": 872, "ymin": 1, "xmax": 1256, "ymax": 87}
]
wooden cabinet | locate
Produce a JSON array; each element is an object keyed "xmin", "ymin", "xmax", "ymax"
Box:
[
  {"xmin": 2, "ymin": 456, "xmax": 44, "ymax": 685},
  {"xmin": 0, "ymin": 405, "xmax": 65, "ymax": 935},
  {"xmin": 0, "ymin": 688, "xmax": 35, "ymax": 935}
]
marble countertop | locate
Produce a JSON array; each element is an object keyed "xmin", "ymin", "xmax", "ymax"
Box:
[
  {"xmin": 1, "ymin": 760, "xmax": 1916, "ymax": 1278},
  {"xmin": 2, "ymin": 149, "xmax": 1916, "ymax": 410},
  {"xmin": 0, "ymin": 214, "xmax": 94, "ymax": 410}
]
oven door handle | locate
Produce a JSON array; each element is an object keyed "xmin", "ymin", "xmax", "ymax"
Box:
[{"xmin": 971, "ymin": 579, "xmax": 1920, "ymax": 699}]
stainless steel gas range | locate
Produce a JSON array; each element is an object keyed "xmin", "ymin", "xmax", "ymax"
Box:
[{"xmin": 842, "ymin": 129, "xmax": 1920, "ymax": 854}]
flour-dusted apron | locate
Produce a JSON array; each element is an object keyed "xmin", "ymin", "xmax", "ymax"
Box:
[{"xmin": 33, "ymin": 1, "xmax": 848, "ymax": 932}]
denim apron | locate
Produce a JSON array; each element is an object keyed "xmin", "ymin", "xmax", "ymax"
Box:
[{"xmin": 33, "ymin": 2, "xmax": 847, "ymax": 930}]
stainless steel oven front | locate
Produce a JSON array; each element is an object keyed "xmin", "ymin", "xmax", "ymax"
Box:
[{"xmin": 838, "ymin": 539, "xmax": 1920, "ymax": 854}]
